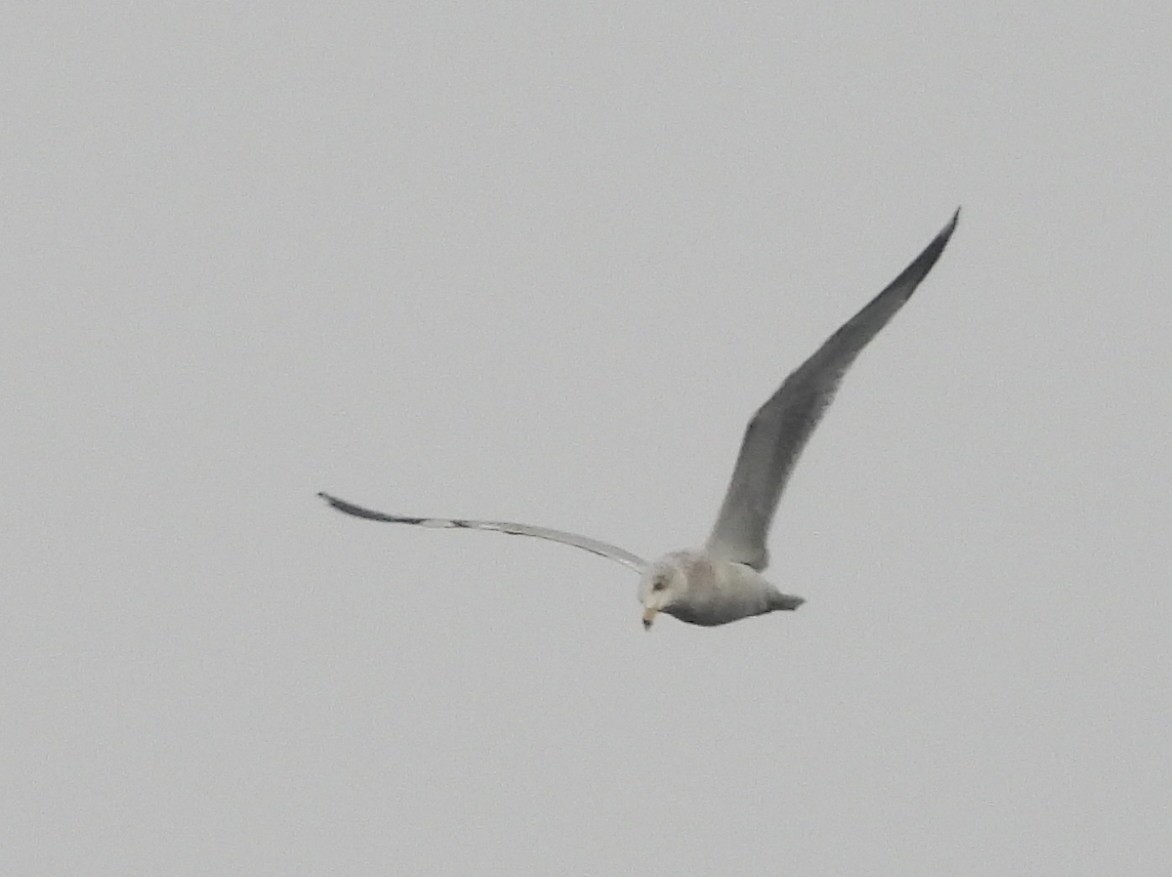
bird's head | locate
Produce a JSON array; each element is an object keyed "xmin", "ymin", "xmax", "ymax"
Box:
[{"xmin": 637, "ymin": 560, "xmax": 687, "ymax": 630}]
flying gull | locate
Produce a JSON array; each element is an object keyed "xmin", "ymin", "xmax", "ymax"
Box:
[{"xmin": 320, "ymin": 210, "xmax": 959, "ymax": 628}]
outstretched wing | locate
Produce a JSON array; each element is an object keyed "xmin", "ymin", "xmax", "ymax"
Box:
[
  {"xmin": 318, "ymin": 492, "xmax": 648, "ymax": 573},
  {"xmin": 706, "ymin": 210, "xmax": 960, "ymax": 571}
]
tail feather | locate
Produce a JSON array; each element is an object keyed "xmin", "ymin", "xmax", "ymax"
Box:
[{"xmin": 771, "ymin": 593, "xmax": 805, "ymax": 611}]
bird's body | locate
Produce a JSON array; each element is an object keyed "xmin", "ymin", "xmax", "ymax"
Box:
[
  {"xmin": 320, "ymin": 210, "xmax": 959, "ymax": 629},
  {"xmin": 638, "ymin": 551, "xmax": 804, "ymax": 627}
]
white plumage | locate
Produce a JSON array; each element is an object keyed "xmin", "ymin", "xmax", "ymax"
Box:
[{"xmin": 321, "ymin": 210, "xmax": 959, "ymax": 628}]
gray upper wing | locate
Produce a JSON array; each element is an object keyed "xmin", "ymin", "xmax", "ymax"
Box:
[
  {"xmin": 705, "ymin": 210, "xmax": 959, "ymax": 570},
  {"xmin": 319, "ymin": 492, "xmax": 648, "ymax": 573}
]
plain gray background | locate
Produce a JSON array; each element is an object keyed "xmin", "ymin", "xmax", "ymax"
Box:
[{"xmin": 5, "ymin": 4, "xmax": 1170, "ymax": 874}]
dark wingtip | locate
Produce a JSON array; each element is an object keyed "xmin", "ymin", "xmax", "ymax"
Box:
[
  {"xmin": 933, "ymin": 207, "xmax": 961, "ymax": 248},
  {"xmin": 316, "ymin": 491, "xmax": 400, "ymax": 523},
  {"xmin": 891, "ymin": 207, "xmax": 961, "ymax": 293},
  {"xmin": 942, "ymin": 206, "xmax": 961, "ymax": 238}
]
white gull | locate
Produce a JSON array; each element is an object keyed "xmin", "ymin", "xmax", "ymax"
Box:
[{"xmin": 320, "ymin": 210, "xmax": 959, "ymax": 629}]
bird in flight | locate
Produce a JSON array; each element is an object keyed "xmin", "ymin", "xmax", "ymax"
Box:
[{"xmin": 320, "ymin": 210, "xmax": 959, "ymax": 629}]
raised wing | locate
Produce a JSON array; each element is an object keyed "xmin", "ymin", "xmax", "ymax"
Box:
[
  {"xmin": 318, "ymin": 492, "xmax": 648, "ymax": 573},
  {"xmin": 706, "ymin": 210, "xmax": 959, "ymax": 570}
]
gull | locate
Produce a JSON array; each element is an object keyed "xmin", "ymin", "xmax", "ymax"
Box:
[{"xmin": 320, "ymin": 210, "xmax": 959, "ymax": 629}]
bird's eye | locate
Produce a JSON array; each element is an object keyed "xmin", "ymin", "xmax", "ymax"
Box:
[{"xmin": 651, "ymin": 579, "xmax": 667, "ymax": 591}]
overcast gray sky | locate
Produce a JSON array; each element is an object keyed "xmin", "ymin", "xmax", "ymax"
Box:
[{"xmin": 5, "ymin": 4, "xmax": 1171, "ymax": 875}]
